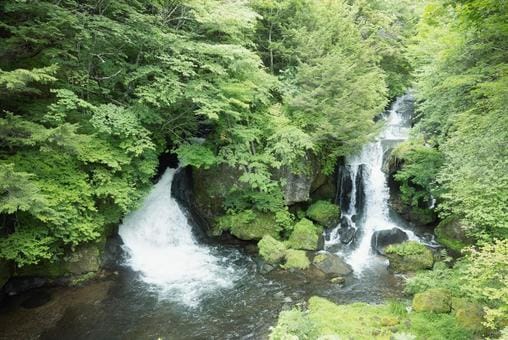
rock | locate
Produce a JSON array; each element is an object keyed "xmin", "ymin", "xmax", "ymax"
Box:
[
  {"xmin": 191, "ymin": 164, "xmax": 243, "ymax": 231},
  {"xmin": 435, "ymin": 216, "xmax": 472, "ymax": 253},
  {"xmin": 412, "ymin": 288, "xmax": 452, "ymax": 313},
  {"xmin": 312, "ymin": 252, "xmax": 352, "ymax": 277},
  {"xmin": 371, "ymin": 228, "xmax": 408, "ymax": 255},
  {"xmin": 279, "ymin": 154, "xmax": 320, "ymax": 205},
  {"xmin": 452, "ymin": 298, "xmax": 485, "ymax": 333},
  {"xmin": 258, "ymin": 235, "xmax": 286, "ymax": 264},
  {"xmin": 338, "ymin": 218, "xmax": 356, "ymax": 244},
  {"xmin": 310, "ymin": 171, "xmax": 337, "ymax": 202},
  {"xmin": 283, "ymin": 250, "xmax": 311, "ymax": 270},
  {"xmin": 219, "ymin": 210, "xmax": 281, "ymax": 241},
  {"xmin": 287, "ymin": 218, "xmax": 324, "ymax": 251},
  {"xmin": 389, "ymin": 190, "xmax": 437, "ymax": 227},
  {"xmin": 337, "ymin": 165, "xmax": 353, "ymax": 212},
  {"xmin": 385, "ymin": 241, "xmax": 434, "ymax": 272},
  {"xmin": 330, "ymin": 276, "xmax": 345, "ymax": 284},
  {"xmin": 65, "ymin": 243, "xmax": 101, "ymax": 275},
  {"xmin": 306, "ymin": 200, "xmax": 340, "ymax": 228}
]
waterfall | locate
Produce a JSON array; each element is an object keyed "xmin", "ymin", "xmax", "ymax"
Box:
[
  {"xmin": 326, "ymin": 94, "xmax": 418, "ymax": 273},
  {"xmin": 119, "ymin": 168, "xmax": 238, "ymax": 307}
]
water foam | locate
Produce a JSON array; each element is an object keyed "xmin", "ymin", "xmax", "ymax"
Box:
[{"xmin": 119, "ymin": 168, "xmax": 238, "ymax": 307}]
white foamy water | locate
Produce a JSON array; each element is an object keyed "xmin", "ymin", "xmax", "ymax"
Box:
[
  {"xmin": 119, "ymin": 168, "xmax": 237, "ymax": 307},
  {"xmin": 327, "ymin": 95, "xmax": 419, "ymax": 273}
]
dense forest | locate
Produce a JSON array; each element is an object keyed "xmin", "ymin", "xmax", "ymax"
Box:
[{"xmin": 0, "ymin": 0, "xmax": 506, "ymax": 339}]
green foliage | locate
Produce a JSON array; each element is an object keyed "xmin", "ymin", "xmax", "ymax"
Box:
[
  {"xmin": 391, "ymin": 139, "xmax": 443, "ymax": 209},
  {"xmin": 406, "ymin": 240, "xmax": 508, "ymax": 331},
  {"xmin": 270, "ymin": 296, "xmax": 473, "ymax": 340},
  {"xmin": 386, "ymin": 241, "xmax": 429, "ymax": 257},
  {"xmin": 409, "ymin": 0, "xmax": 508, "ymax": 240},
  {"xmin": 305, "ymin": 200, "xmax": 340, "ymax": 228},
  {"xmin": 175, "ymin": 143, "xmax": 217, "ymax": 169},
  {"xmin": 412, "ymin": 288, "xmax": 452, "ymax": 313}
]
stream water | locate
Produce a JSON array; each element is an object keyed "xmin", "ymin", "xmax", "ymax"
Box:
[{"xmin": 0, "ymin": 95, "xmax": 422, "ymax": 340}]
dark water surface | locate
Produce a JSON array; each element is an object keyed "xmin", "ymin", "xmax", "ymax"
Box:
[{"xmin": 0, "ymin": 244, "xmax": 405, "ymax": 340}]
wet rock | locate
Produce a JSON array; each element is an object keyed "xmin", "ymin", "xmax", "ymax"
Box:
[
  {"xmin": 338, "ymin": 219, "xmax": 356, "ymax": 244},
  {"xmin": 371, "ymin": 228, "xmax": 408, "ymax": 255},
  {"xmin": 337, "ymin": 165, "xmax": 353, "ymax": 212},
  {"xmin": 21, "ymin": 291, "xmax": 52, "ymax": 309},
  {"xmin": 412, "ymin": 288, "xmax": 452, "ymax": 313},
  {"xmin": 312, "ymin": 252, "xmax": 352, "ymax": 277}
]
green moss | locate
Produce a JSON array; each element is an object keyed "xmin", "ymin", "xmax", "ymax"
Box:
[
  {"xmin": 282, "ymin": 249, "xmax": 310, "ymax": 270},
  {"xmin": 270, "ymin": 297, "xmax": 472, "ymax": 340},
  {"xmin": 286, "ymin": 218, "xmax": 323, "ymax": 250},
  {"xmin": 218, "ymin": 210, "xmax": 281, "ymax": 241},
  {"xmin": 434, "ymin": 216, "xmax": 471, "ymax": 253},
  {"xmin": 69, "ymin": 272, "xmax": 96, "ymax": 287},
  {"xmin": 306, "ymin": 200, "xmax": 340, "ymax": 228},
  {"xmin": 258, "ymin": 235, "xmax": 287, "ymax": 264},
  {"xmin": 385, "ymin": 241, "xmax": 434, "ymax": 272},
  {"xmin": 412, "ymin": 288, "xmax": 452, "ymax": 313},
  {"xmin": 451, "ymin": 298, "xmax": 485, "ymax": 334}
]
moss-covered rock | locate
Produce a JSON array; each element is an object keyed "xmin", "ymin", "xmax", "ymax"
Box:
[
  {"xmin": 385, "ymin": 241, "xmax": 434, "ymax": 272},
  {"xmin": 258, "ymin": 235, "xmax": 287, "ymax": 264},
  {"xmin": 412, "ymin": 288, "xmax": 452, "ymax": 313},
  {"xmin": 286, "ymin": 218, "xmax": 323, "ymax": 250},
  {"xmin": 218, "ymin": 210, "xmax": 281, "ymax": 241},
  {"xmin": 283, "ymin": 250, "xmax": 310, "ymax": 270},
  {"xmin": 435, "ymin": 216, "xmax": 472, "ymax": 253},
  {"xmin": 306, "ymin": 201, "xmax": 340, "ymax": 228},
  {"xmin": 451, "ymin": 298, "xmax": 485, "ymax": 333},
  {"xmin": 15, "ymin": 242, "xmax": 102, "ymax": 278}
]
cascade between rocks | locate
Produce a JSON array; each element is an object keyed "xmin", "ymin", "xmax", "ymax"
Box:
[
  {"xmin": 326, "ymin": 94, "xmax": 419, "ymax": 273},
  {"xmin": 118, "ymin": 168, "xmax": 238, "ymax": 307}
]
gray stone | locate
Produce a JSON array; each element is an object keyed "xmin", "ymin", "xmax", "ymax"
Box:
[
  {"xmin": 312, "ymin": 252, "xmax": 352, "ymax": 277},
  {"xmin": 371, "ymin": 228, "xmax": 408, "ymax": 255}
]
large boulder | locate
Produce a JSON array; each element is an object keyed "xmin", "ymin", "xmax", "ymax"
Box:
[
  {"xmin": 371, "ymin": 228, "xmax": 408, "ymax": 254},
  {"xmin": 191, "ymin": 165, "xmax": 243, "ymax": 231},
  {"xmin": 287, "ymin": 218, "xmax": 324, "ymax": 251},
  {"xmin": 412, "ymin": 288, "xmax": 452, "ymax": 313},
  {"xmin": 312, "ymin": 252, "xmax": 352, "ymax": 277},
  {"xmin": 435, "ymin": 216, "xmax": 472, "ymax": 253},
  {"xmin": 338, "ymin": 216, "xmax": 356, "ymax": 244},
  {"xmin": 385, "ymin": 241, "xmax": 434, "ymax": 272},
  {"xmin": 306, "ymin": 200, "xmax": 340, "ymax": 228}
]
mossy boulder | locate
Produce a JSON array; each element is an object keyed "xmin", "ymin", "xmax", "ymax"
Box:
[
  {"xmin": 283, "ymin": 250, "xmax": 311, "ymax": 270},
  {"xmin": 218, "ymin": 210, "xmax": 281, "ymax": 241},
  {"xmin": 451, "ymin": 298, "xmax": 485, "ymax": 333},
  {"xmin": 286, "ymin": 218, "xmax": 323, "ymax": 251},
  {"xmin": 306, "ymin": 200, "xmax": 340, "ymax": 228},
  {"xmin": 385, "ymin": 241, "xmax": 434, "ymax": 272},
  {"xmin": 258, "ymin": 235, "xmax": 287, "ymax": 264},
  {"xmin": 412, "ymin": 288, "xmax": 452, "ymax": 313},
  {"xmin": 435, "ymin": 216, "xmax": 472, "ymax": 253}
]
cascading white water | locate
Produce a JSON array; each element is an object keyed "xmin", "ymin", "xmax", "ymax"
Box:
[
  {"xmin": 119, "ymin": 168, "xmax": 238, "ymax": 307},
  {"xmin": 327, "ymin": 94, "xmax": 418, "ymax": 273}
]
